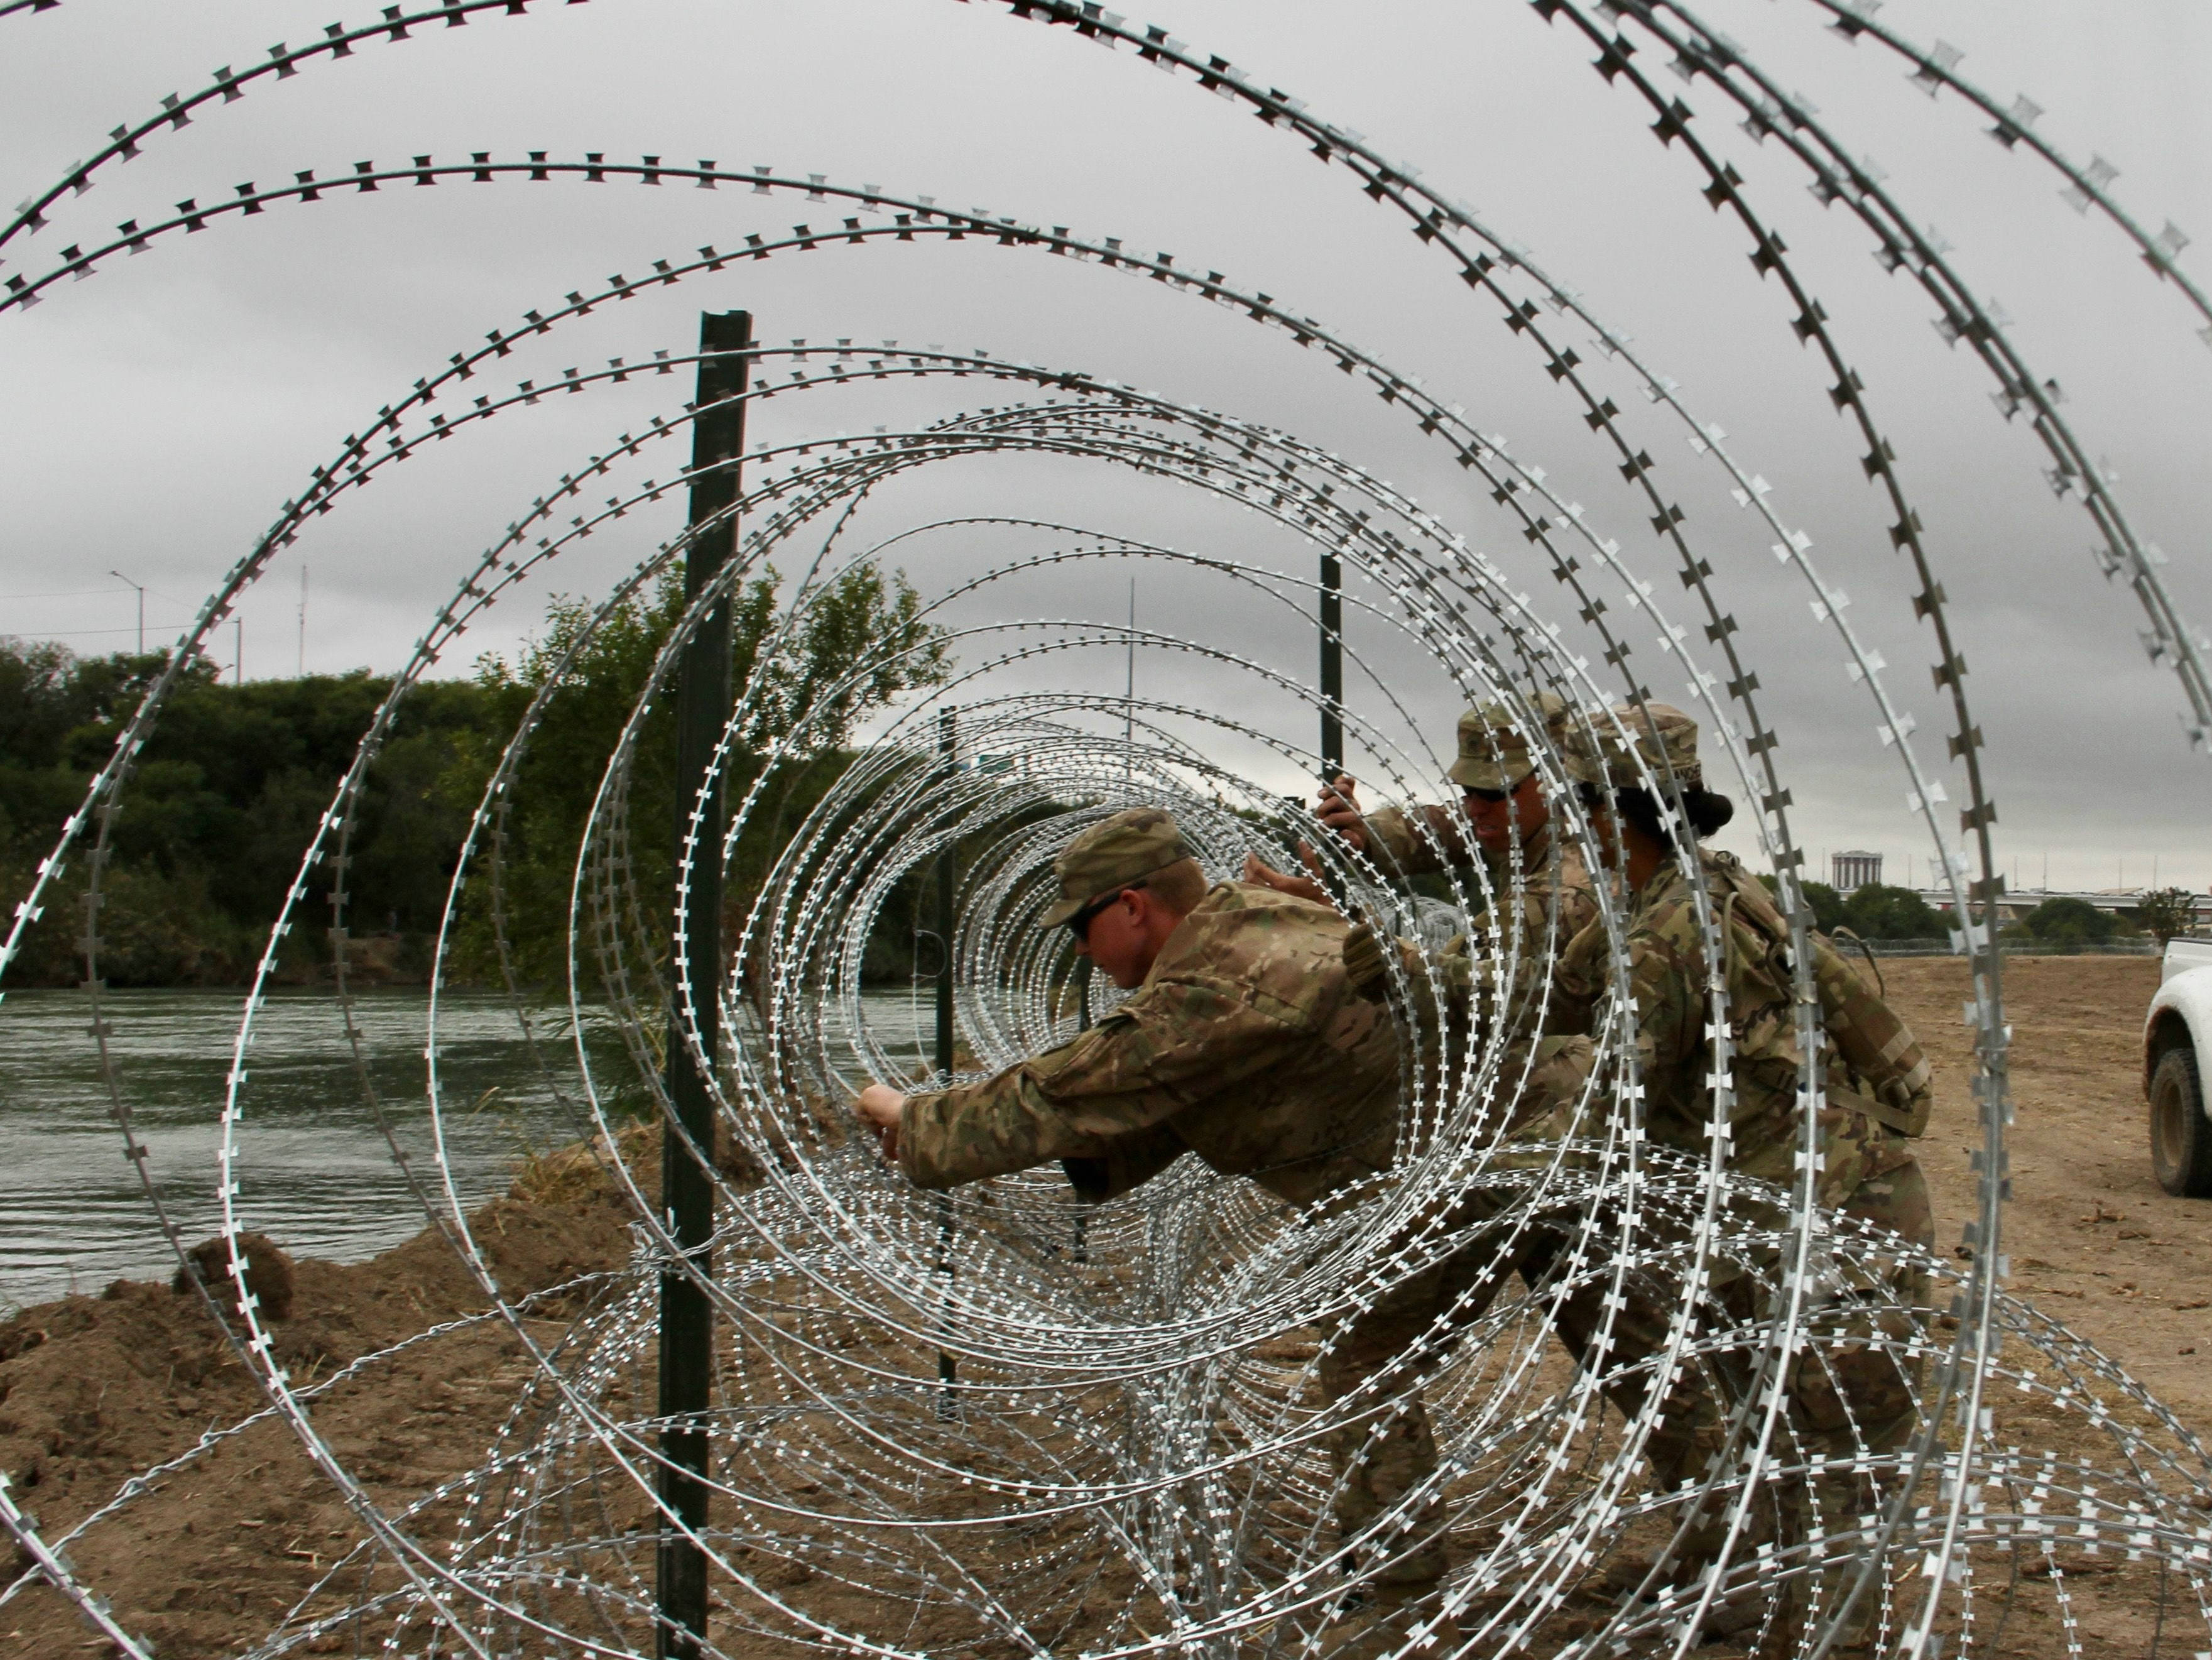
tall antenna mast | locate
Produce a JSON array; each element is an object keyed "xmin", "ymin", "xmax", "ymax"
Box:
[{"xmin": 297, "ymin": 566, "xmax": 308, "ymax": 677}]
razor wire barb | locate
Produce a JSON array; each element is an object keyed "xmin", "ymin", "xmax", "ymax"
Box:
[{"xmin": 2, "ymin": 4, "xmax": 2210, "ymax": 1659}]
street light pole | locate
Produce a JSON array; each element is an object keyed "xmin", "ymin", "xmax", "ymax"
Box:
[{"xmin": 109, "ymin": 570, "xmax": 144, "ymax": 655}]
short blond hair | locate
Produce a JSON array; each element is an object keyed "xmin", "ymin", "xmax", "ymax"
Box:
[{"xmin": 1143, "ymin": 855, "xmax": 1209, "ymax": 917}]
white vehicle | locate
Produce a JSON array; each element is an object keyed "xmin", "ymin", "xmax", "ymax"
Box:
[{"xmin": 2145, "ymin": 937, "xmax": 2212, "ymax": 1196}]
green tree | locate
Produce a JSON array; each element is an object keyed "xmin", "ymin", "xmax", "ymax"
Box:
[
  {"xmin": 3, "ymin": 554, "xmax": 952, "ymax": 992},
  {"xmin": 1840, "ymin": 883, "xmax": 1946, "ymax": 941},
  {"xmin": 2135, "ymin": 887, "xmax": 2198, "ymax": 946},
  {"xmin": 1753, "ymin": 876, "xmax": 1942, "ymax": 942},
  {"xmin": 2023, "ymin": 895, "xmax": 2117, "ymax": 947},
  {"xmin": 445, "ymin": 561, "xmax": 952, "ymax": 988},
  {"xmin": 0, "ymin": 637, "xmax": 516, "ymax": 985}
]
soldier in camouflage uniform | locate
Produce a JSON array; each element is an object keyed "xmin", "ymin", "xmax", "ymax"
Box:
[
  {"xmin": 1361, "ymin": 694, "xmax": 1594, "ymax": 1096},
  {"xmin": 855, "ymin": 805, "xmax": 1400, "ymax": 1208},
  {"xmin": 1327, "ymin": 705, "xmax": 1938, "ymax": 1643},
  {"xmin": 1253, "ymin": 692, "xmax": 1598, "ymax": 946},
  {"xmin": 1534, "ymin": 702, "xmax": 1937, "ymax": 1645},
  {"xmin": 1250, "ymin": 694, "xmax": 1599, "ymax": 1130},
  {"xmin": 854, "ymin": 807, "xmax": 1435, "ymax": 1609},
  {"xmin": 1257, "ymin": 698, "xmax": 1609, "ymax": 1599},
  {"xmin": 1333, "ymin": 696, "xmax": 1583, "ymax": 890}
]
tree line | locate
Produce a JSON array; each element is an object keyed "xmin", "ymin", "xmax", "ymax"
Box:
[
  {"xmin": 1792, "ymin": 878, "xmax": 2189, "ymax": 949},
  {"xmin": 6, "ymin": 599, "xmax": 2191, "ymax": 988},
  {"xmin": 0, "ymin": 562, "xmax": 952, "ymax": 990}
]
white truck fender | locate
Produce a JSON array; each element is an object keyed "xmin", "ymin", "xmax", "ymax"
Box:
[{"xmin": 2145, "ymin": 941, "xmax": 2212, "ymax": 1096}]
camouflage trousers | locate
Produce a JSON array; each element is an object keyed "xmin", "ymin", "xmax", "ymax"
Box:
[
  {"xmin": 1315, "ymin": 1032, "xmax": 1590, "ymax": 1586},
  {"xmin": 1783, "ymin": 1139, "xmax": 1934, "ymax": 1644},
  {"xmin": 1320, "ymin": 1098, "xmax": 1934, "ymax": 1606}
]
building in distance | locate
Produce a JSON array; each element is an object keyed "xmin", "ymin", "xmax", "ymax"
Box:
[{"xmin": 1831, "ymin": 849, "xmax": 1883, "ymax": 892}]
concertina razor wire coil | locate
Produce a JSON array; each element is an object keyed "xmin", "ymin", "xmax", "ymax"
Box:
[{"xmin": 2, "ymin": 4, "xmax": 2209, "ymax": 1658}]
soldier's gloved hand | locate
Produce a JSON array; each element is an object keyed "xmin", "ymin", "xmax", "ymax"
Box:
[
  {"xmin": 854, "ymin": 1083, "xmax": 907, "ymax": 1162},
  {"xmin": 1342, "ymin": 921, "xmax": 1389, "ymax": 1003}
]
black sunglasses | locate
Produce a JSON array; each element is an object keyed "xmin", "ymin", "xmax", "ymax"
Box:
[
  {"xmin": 1462, "ymin": 783, "xmax": 1518, "ymax": 805},
  {"xmin": 1066, "ymin": 885, "xmax": 1138, "ymax": 942}
]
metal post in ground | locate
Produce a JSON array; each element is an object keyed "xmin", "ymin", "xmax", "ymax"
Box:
[
  {"xmin": 936, "ymin": 707, "xmax": 957, "ymax": 1085},
  {"xmin": 656, "ymin": 307, "xmax": 752, "ymax": 1660},
  {"xmin": 1124, "ymin": 577, "xmax": 1135, "ymax": 787},
  {"xmin": 1316, "ymin": 550, "xmax": 1349, "ymax": 909},
  {"xmin": 1319, "ymin": 551, "xmax": 1344, "ymax": 782},
  {"xmin": 934, "ymin": 706, "xmax": 959, "ymax": 1412},
  {"xmin": 1072, "ymin": 956, "xmax": 1092, "ymax": 1264}
]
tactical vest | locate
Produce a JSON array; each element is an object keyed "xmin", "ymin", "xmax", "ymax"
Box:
[{"xmin": 1707, "ymin": 855, "xmax": 1933, "ymax": 1139}]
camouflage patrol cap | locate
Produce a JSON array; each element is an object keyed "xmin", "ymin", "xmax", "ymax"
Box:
[
  {"xmin": 1038, "ymin": 807, "xmax": 1196, "ymax": 927},
  {"xmin": 1563, "ymin": 701, "xmax": 1703, "ymax": 788},
  {"xmin": 1446, "ymin": 691, "xmax": 1569, "ymax": 790}
]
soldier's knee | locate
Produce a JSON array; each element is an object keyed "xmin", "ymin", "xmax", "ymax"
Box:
[
  {"xmin": 1839, "ymin": 1154, "xmax": 1936, "ymax": 1255},
  {"xmin": 1790, "ymin": 1329, "xmax": 1917, "ymax": 1440},
  {"xmin": 1321, "ymin": 1319, "xmax": 1425, "ymax": 1401}
]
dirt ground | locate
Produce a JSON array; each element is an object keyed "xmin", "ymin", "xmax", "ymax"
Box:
[
  {"xmin": 2, "ymin": 954, "xmax": 2203, "ymax": 1658},
  {"xmin": 1891, "ymin": 954, "xmax": 2211, "ymax": 1422}
]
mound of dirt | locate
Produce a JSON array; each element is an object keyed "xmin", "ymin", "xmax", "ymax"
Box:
[
  {"xmin": 172, "ymin": 1230, "xmax": 297, "ymax": 1319},
  {"xmin": 3, "ymin": 963, "xmax": 2207, "ymax": 1659},
  {"xmin": 0, "ymin": 1125, "xmax": 654, "ymax": 1659}
]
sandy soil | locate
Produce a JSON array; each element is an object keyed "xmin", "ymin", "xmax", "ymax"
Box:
[
  {"xmin": 0, "ymin": 1154, "xmax": 641, "ymax": 1658},
  {"xmin": 3, "ymin": 954, "xmax": 2202, "ymax": 1658},
  {"xmin": 1894, "ymin": 955, "xmax": 2211, "ymax": 1424}
]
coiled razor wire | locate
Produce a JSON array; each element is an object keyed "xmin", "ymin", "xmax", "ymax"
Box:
[{"xmin": 1, "ymin": 3, "xmax": 2208, "ymax": 1657}]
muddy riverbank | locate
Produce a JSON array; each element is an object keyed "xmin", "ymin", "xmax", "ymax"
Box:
[{"xmin": 3, "ymin": 955, "xmax": 2204, "ymax": 1658}]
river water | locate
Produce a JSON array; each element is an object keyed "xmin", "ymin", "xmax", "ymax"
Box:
[{"xmin": 0, "ymin": 985, "xmax": 942, "ymax": 1311}]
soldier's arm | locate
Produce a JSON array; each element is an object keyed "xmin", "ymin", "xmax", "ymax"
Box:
[
  {"xmin": 1362, "ymin": 802, "xmax": 1469, "ymax": 879},
  {"xmin": 898, "ymin": 984, "xmax": 1294, "ymax": 1190},
  {"xmin": 1619, "ymin": 926, "xmax": 1704, "ymax": 1091},
  {"xmin": 1532, "ymin": 882, "xmax": 1598, "ymax": 1020},
  {"xmin": 1421, "ymin": 931, "xmax": 1581, "ymax": 1056},
  {"xmin": 898, "ymin": 1050, "xmax": 1137, "ymax": 1191},
  {"xmin": 1360, "ymin": 825, "xmax": 1584, "ymax": 1021},
  {"xmin": 1350, "ymin": 917, "xmax": 1575, "ymax": 1052},
  {"xmin": 1553, "ymin": 868, "xmax": 1603, "ymax": 953},
  {"xmin": 1347, "ymin": 924, "xmax": 1479, "ymax": 1007},
  {"xmin": 1812, "ymin": 936, "xmax": 1934, "ymax": 1136},
  {"xmin": 1060, "ymin": 1122, "xmax": 1190, "ymax": 1202}
]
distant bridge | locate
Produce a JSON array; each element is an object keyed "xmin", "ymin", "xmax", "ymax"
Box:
[{"xmin": 1909, "ymin": 887, "xmax": 2211, "ymax": 926}]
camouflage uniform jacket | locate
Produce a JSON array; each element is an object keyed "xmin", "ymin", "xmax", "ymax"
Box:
[
  {"xmin": 899, "ymin": 882, "xmax": 1401, "ymax": 1207},
  {"xmin": 1361, "ymin": 824, "xmax": 1599, "ymax": 1138},
  {"xmin": 1363, "ymin": 800, "xmax": 1473, "ymax": 882},
  {"xmin": 1378, "ymin": 820, "xmax": 1601, "ymax": 1021},
  {"xmin": 1549, "ymin": 849, "xmax": 1932, "ymax": 1206},
  {"xmin": 1365, "ymin": 811, "xmax": 1596, "ymax": 941}
]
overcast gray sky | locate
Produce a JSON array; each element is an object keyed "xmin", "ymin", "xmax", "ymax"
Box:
[{"xmin": 2, "ymin": 0, "xmax": 2208, "ymax": 893}]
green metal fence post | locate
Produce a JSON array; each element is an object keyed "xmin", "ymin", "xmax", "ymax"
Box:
[{"xmin": 657, "ymin": 307, "xmax": 752, "ymax": 1660}]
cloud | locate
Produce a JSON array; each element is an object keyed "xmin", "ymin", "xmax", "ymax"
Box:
[{"xmin": 3, "ymin": 0, "xmax": 2208, "ymax": 887}]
